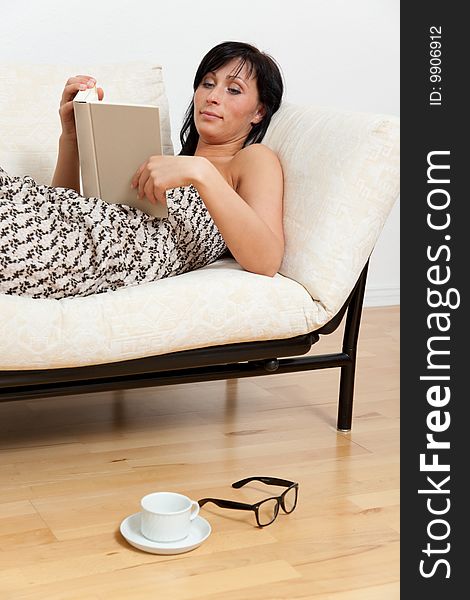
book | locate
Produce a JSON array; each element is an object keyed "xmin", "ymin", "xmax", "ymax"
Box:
[{"xmin": 73, "ymin": 86, "xmax": 168, "ymax": 218}]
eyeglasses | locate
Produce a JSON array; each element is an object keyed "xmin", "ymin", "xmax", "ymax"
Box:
[{"xmin": 198, "ymin": 476, "xmax": 299, "ymax": 527}]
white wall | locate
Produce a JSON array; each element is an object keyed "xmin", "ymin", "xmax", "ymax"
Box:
[{"xmin": 2, "ymin": 0, "xmax": 400, "ymax": 306}]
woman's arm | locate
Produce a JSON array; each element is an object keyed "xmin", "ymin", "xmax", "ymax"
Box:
[
  {"xmin": 194, "ymin": 145, "xmax": 284, "ymax": 277},
  {"xmin": 51, "ymin": 136, "xmax": 80, "ymax": 191}
]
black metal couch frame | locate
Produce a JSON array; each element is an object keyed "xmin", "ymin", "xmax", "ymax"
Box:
[{"xmin": 0, "ymin": 262, "xmax": 369, "ymax": 431}]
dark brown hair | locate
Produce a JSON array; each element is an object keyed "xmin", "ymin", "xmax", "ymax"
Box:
[{"xmin": 179, "ymin": 41, "xmax": 284, "ymax": 155}]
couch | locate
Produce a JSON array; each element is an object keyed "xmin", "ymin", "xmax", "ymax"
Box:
[{"xmin": 0, "ymin": 63, "xmax": 400, "ymax": 430}]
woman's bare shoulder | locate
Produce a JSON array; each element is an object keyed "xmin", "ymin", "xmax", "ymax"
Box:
[
  {"xmin": 230, "ymin": 143, "xmax": 282, "ymax": 186},
  {"xmin": 233, "ymin": 143, "xmax": 280, "ymax": 165}
]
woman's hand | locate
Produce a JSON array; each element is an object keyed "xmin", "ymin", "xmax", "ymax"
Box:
[
  {"xmin": 131, "ymin": 155, "xmax": 207, "ymax": 206},
  {"xmin": 58, "ymin": 75, "xmax": 104, "ymax": 140}
]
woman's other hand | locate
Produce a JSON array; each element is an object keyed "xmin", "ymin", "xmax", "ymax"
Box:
[
  {"xmin": 58, "ymin": 75, "xmax": 104, "ymax": 140},
  {"xmin": 131, "ymin": 156, "xmax": 207, "ymax": 206}
]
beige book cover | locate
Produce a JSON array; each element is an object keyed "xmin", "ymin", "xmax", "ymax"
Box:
[{"xmin": 73, "ymin": 95, "xmax": 167, "ymax": 218}]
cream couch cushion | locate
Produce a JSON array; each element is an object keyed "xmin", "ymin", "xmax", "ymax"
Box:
[
  {"xmin": 0, "ymin": 63, "xmax": 399, "ymax": 370},
  {"xmin": 263, "ymin": 103, "xmax": 400, "ymax": 319},
  {"xmin": 0, "ymin": 260, "xmax": 327, "ymax": 370}
]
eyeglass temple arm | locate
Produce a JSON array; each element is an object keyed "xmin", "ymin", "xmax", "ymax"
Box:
[
  {"xmin": 232, "ymin": 476, "xmax": 296, "ymax": 489},
  {"xmin": 198, "ymin": 498, "xmax": 254, "ymax": 512}
]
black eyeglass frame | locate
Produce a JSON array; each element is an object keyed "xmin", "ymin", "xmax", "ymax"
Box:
[{"xmin": 198, "ymin": 476, "xmax": 299, "ymax": 528}]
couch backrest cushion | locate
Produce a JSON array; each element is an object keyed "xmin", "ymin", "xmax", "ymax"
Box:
[
  {"xmin": 263, "ymin": 102, "xmax": 399, "ymax": 318},
  {"xmin": 0, "ymin": 62, "xmax": 174, "ymax": 186}
]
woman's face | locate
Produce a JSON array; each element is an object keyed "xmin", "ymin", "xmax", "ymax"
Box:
[{"xmin": 193, "ymin": 58, "xmax": 265, "ymax": 147}]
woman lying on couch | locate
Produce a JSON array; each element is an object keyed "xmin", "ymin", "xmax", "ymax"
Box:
[{"xmin": 0, "ymin": 41, "xmax": 284, "ymax": 300}]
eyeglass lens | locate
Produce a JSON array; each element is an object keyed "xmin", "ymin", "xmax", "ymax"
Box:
[
  {"xmin": 282, "ymin": 486, "xmax": 297, "ymax": 512},
  {"xmin": 257, "ymin": 498, "xmax": 279, "ymax": 526}
]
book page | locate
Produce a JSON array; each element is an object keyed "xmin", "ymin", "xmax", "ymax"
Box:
[{"xmin": 74, "ymin": 101, "xmax": 100, "ymax": 197}]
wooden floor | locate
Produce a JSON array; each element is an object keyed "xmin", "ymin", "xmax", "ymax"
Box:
[{"xmin": 0, "ymin": 306, "xmax": 399, "ymax": 600}]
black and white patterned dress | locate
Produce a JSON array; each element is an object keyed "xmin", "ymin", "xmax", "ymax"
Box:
[{"xmin": 0, "ymin": 167, "xmax": 227, "ymax": 299}]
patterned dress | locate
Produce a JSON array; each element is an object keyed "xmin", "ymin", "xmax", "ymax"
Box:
[{"xmin": 0, "ymin": 167, "xmax": 227, "ymax": 299}]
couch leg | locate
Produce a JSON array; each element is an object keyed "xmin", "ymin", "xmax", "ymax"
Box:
[
  {"xmin": 337, "ymin": 359, "xmax": 356, "ymax": 431},
  {"xmin": 335, "ymin": 260, "xmax": 369, "ymax": 432}
]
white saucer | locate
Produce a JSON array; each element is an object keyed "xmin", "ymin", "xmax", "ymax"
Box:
[{"xmin": 120, "ymin": 513, "xmax": 211, "ymax": 555}]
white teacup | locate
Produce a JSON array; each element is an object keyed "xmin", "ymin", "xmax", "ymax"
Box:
[{"xmin": 140, "ymin": 492, "xmax": 200, "ymax": 542}]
